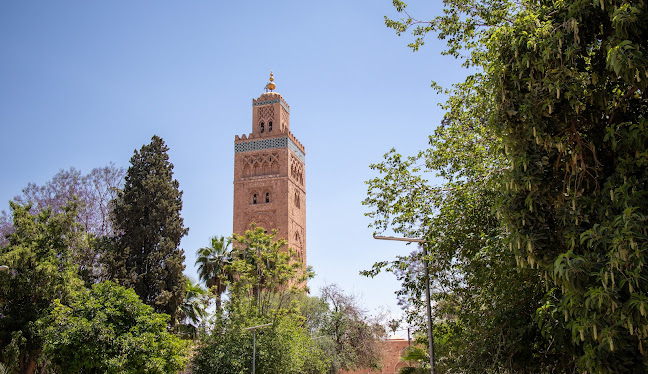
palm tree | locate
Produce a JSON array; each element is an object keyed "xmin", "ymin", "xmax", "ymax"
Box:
[
  {"xmin": 195, "ymin": 235, "xmax": 232, "ymax": 310},
  {"xmin": 179, "ymin": 277, "xmax": 207, "ymax": 339}
]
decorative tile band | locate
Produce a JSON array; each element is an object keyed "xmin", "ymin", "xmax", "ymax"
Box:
[
  {"xmin": 235, "ymin": 137, "xmax": 305, "ymax": 162},
  {"xmin": 253, "ymin": 99, "xmax": 290, "ymax": 114}
]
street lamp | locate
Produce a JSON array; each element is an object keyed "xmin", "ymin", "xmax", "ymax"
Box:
[
  {"xmin": 244, "ymin": 322, "xmax": 272, "ymax": 374},
  {"xmin": 374, "ymin": 235, "xmax": 435, "ymax": 374},
  {"xmin": 0, "ymin": 265, "xmax": 9, "ymax": 272}
]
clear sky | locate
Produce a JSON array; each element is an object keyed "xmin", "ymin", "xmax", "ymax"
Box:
[{"xmin": 0, "ymin": 1, "xmax": 467, "ymax": 318}]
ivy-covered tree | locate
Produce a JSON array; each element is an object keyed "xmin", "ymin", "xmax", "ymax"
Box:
[
  {"xmin": 372, "ymin": 0, "xmax": 648, "ymax": 372},
  {"xmin": 488, "ymin": 2, "xmax": 648, "ymax": 372},
  {"xmin": 107, "ymin": 135, "xmax": 188, "ymax": 324}
]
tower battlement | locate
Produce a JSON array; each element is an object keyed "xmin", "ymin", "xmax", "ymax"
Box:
[{"xmin": 252, "ymin": 92, "xmax": 290, "ymax": 113}]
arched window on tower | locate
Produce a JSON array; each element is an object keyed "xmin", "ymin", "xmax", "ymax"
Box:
[
  {"xmin": 265, "ymin": 192, "xmax": 270, "ymax": 203},
  {"xmin": 269, "ymin": 121, "xmax": 273, "ymax": 132},
  {"xmin": 253, "ymin": 194, "xmax": 257, "ymax": 204},
  {"xmin": 260, "ymin": 122, "xmax": 265, "ymax": 133},
  {"xmin": 294, "ymin": 191, "xmax": 300, "ymax": 208}
]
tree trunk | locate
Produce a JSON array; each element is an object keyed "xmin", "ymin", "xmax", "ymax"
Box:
[{"xmin": 19, "ymin": 351, "xmax": 38, "ymax": 374}]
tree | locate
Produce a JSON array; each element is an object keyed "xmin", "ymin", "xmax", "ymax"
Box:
[
  {"xmin": 487, "ymin": 2, "xmax": 648, "ymax": 372},
  {"xmin": 388, "ymin": 318, "xmax": 400, "ymax": 335},
  {"xmin": 192, "ymin": 227, "xmax": 327, "ymax": 374},
  {"xmin": 0, "ymin": 202, "xmax": 83, "ymax": 374},
  {"xmin": 0, "ymin": 165, "xmax": 125, "ymax": 245},
  {"xmin": 108, "ymin": 135, "xmax": 188, "ymax": 324},
  {"xmin": 192, "ymin": 298, "xmax": 329, "ymax": 374},
  {"xmin": 195, "ymin": 236, "xmax": 233, "ymax": 310},
  {"xmin": 0, "ymin": 165, "xmax": 125, "ymax": 284},
  {"xmin": 227, "ymin": 225, "xmax": 309, "ymax": 313},
  {"xmin": 318, "ymin": 284, "xmax": 384, "ymax": 373},
  {"xmin": 363, "ymin": 92, "xmax": 569, "ymax": 372},
  {"xmin": 398, "ymin": 343, "xmax": 428, "ymax": 374},
  {"xmin": 374, "ymin": 0, "xmax": 648, "ymax": 372},
  {"xmin": 40, "ymin": 281, "xmax": 188, "ymax": 373},
  {"xmin": 178, "ymin": 277, "xmax": 209, "ymax": 339}
]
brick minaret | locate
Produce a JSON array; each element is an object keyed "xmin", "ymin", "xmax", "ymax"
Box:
[{"xmin": 233, "ymin": 73, "xmax": 306, "ymax": 268}]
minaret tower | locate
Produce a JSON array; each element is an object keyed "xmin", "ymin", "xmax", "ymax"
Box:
[{"xmin": 233, "ymin": 72, "xmax": 306, "ymax": 267}]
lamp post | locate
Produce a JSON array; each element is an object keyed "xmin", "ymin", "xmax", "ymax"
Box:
[
  {"xmin": 374, "ymin": 235, "xmax": 435, "ymax": 374},
  {"xmin": 244, "ymin": 322, "xmax": 272, "ymax": 374},
  {"xmin": 0, "ymin": 265, "xmax": 9, "ymax": 272}
]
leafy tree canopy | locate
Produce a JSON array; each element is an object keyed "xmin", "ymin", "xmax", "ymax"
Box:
[
  {"xmin": 228, "ymin": 225, "xmax": 310, "ymax": 312},
  {"xmin": 317, "ymin": 284, "xmax": 384, "ymax": 373},
  {"xmin": 365, "ymin": 0, "xmax": 648, "ymax": 372},
  {"xmin": 40, "ymin": 281, "xmax": 188, "ymax": 374},
  {"xmin": 192, "ymin": 227, "xmax": 327, "ymax": 374},
  {"xmin": 0, "ymin": 202, "xmax": 83, "ymax": 373},
  {"xmin": 195, "ymin": 235, "xmax": 233, "ymax": 311},
  {"xmin": 0, "ymin": 165, "xmax": 125, "ymax": 284},
  {"xmin": 0, "ymin": 165, "xmax": 124, "ymax": 247}
]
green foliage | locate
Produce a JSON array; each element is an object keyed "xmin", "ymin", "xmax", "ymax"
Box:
[
  {"xmin": 363, "ymin": 121, "xmax": 568, "ymax": 371},
  {"xmin": 318, "ymin": 284, "xmax": 383, "ymax": 373},
  {"xmin": 178, "ymin": 277, "xmax": 209, "ymax": 339},
  {"xmin": 398, "ymin": 344, "xmax": 428, "ymax": 374},
  {"xmin": 41, "ymin": 281, "xmax": 188, "ymax": 373},
  {"xmin": 228, "ymin": 225, "xmax": 307, "ymax": 314},
  {"xmin": 108, "ymin": 135, "xmax": 188, "ymax": 324},
  {"xmin": 0, "ymin": 166, "xmax": 125, "ymax": 286},
  {"xmin": 195, "ymin": 235, "xmax": 233, "ymax": 310},
  {"xmin": 487, "ymin": 2, "xmax": 648, "ymax": 371},
  {"xmin": 363, "ymin": 44, "xmax": 567, "ymax": 370},
  {"xmin": 0, "ymin": 202, "xmax": 83, "ymax": 372},
  {"xmin": 193, "ymin": 300, "xmax": 328, "ymax": 374},
  {"xmin": 374, "ymin": 0, "xmax": 648, "ymax": 372},
  {"xmin": 192, "ymin": 227, "xmax": 328, "ymax": 374}
]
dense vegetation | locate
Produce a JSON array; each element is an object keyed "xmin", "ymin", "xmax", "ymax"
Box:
[
  {"xmin": 192, "ymin": 226, "xmax": 384, "ymax": 374},
  {"xmin": 364, "ymin": 0, "xmax": 648, "ymax": 372},
  {"xmin": 106, "ymin": 135, "xmax": 188, "ymax": 324},
  {"xmin": 0, "ymin": 136, "xmax": 189, "ymax": 373},
  {"xmin": 0, "ymin": 135, "xmax": 384, "ymax": 373}
]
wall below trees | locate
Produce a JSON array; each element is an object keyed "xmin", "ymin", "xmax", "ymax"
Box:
[{"xmin": 342, "ymin": 337, "xmax": 412, "ymax": 374}]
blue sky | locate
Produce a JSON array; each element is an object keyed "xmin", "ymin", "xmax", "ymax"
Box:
[{"xmin": 1, "ymin": 1, "xmax": 467, "ymax": 318}]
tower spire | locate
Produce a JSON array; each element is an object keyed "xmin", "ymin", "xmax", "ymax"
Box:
[{"xmin": 265, "ymin": 71, "xmax": 276, "ymax": 92}]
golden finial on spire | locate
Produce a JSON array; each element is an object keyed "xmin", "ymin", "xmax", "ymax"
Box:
[{"xmin": 265, "ymin": 70, "xmax": 276, "ymax": 92}]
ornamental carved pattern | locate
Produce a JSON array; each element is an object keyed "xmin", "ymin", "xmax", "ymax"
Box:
[
  {"xmin": 281, "ymin": 106, "xmax": 290, "ymax": 130},
  {"xmin": 258, "ymin": 105, "xmax": 275, "ymax": 124},
  {"xmin": 294, "ymin": 230, "xmax": 303, "ymax": 261},
  {"xmin": 290, "ymin": 153, "xmax": 304, "ymax": 186},
  {"xmin": 242, "ymin": 152, "xmax": 280, "ymax": 177}
]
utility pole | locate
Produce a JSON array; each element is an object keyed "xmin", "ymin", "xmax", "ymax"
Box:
[
  {"xmin": 374, "ymin": 235, "xmax": 435, "ymax": 374},
  {"xmin": 244, "ymin": 323, "xmax": 272, "ymax": 374}
]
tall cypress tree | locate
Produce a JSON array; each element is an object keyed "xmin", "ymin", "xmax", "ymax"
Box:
[{"xmin": 109, "ymin": 135, "xmax": 188, "ymax": 324}]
